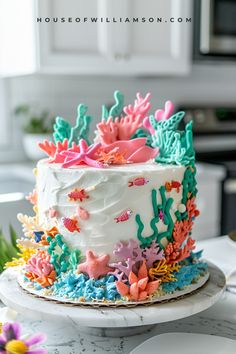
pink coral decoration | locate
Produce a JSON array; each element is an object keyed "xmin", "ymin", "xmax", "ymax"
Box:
[
  {"xmin": 25, "ymin": 250, "xmax": 56, "ymax": 288},
  {"xmin": 26, "ymin": 189, "xmax": 37, "ymax": 205},
  {"xmin": 142, "ymin": 240, "xmax": 164, "ymax": 268},
  {"xmin": 97, "ymin": 93, "xmax": 151, "ymax": 144},
  {"xmin": 116, "ymin": 260, "xmax": 159, "ymax": 301},
  {"xmin": 78, "ymin": 250, "xmax": 113, "ymax": 279},
  {"xmin": 143, "ymin": 100, "xmax": 175, "ymax": 134},
  {"xmin": 102, "ymin": 138, "xmax": 158, "ymax": 163}
]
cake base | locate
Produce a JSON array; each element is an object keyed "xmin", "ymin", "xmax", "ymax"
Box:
[
  {"xmin": 17, "ymin": 271, "xmax": 210, "ymax": 307},
  {"xmin": 0, "ymin": 262, "xmax": 225, "ymax": 337}
]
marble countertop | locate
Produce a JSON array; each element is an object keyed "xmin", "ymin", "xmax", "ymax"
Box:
[{"xmin": 1, "ymin": 291, "xmax": 235, "ymax": 354}]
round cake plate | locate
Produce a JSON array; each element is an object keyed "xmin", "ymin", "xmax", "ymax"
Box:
[{"xmin": 0, "ymin": 263, "xmax": 225, "ymax": 337}]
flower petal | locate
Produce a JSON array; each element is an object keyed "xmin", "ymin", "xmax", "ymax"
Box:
[
  {"xmin": 26, "ymin": 350, "xmax": 47, "ymax": 354},
  {"xmin": 138, "ymin": 291, "xmax": 148, "ymax": 301},
  {"xmin": 130, "ymin": 283, "xmax": 139, "ymax": 301},
  {"xmin": 115, "ymin": 281, "xmax": 129, "ymax": 296},
  {"xmin": 138, "ymin": 260, "xmax": 148, "ymax": 280},
  {"xmin": 146, "ymin": 280, "xmax": 159, "ymax": 295},
  {"xmin": 3, "ymin": 322, "xmax": 21, "ymax": 341},
  {"xmin": 128, "ymin": 271, "xmax": 138, "ymax": 285},
  {"xmin": 25, "ymin": 334, "xmax": 46, "ymax": 347},
  {"xmin": 138, "ymin": 277, "xmax": 148, "ymax": 291}
]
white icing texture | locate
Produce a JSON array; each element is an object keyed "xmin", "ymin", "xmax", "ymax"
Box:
[{"xmin": 37, "ymin": 160, "xmax": 186, "ymax": 260}]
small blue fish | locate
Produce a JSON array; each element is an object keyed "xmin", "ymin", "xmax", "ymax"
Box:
[{"xmin": 34, "ymin": 231, "xmax": 44, "ymax": 243}]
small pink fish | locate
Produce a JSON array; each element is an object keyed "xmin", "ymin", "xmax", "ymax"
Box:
[
  {"xmin": 49, "ymin": 208, "xmax": 58, "ymax": 218},
  {"xmin": 115, "ymin": 209, "xmax": 133, "ymax": 223},
  {"xmin": 76, "ymin": 206, "xmax": 90, "ymax": 220},
  {"xmin": 159, "ymin": 210, "xmax": 164, "ymax": 222},
  {"xmin": 128, "ymin": 177, "xmax": 149, "ymax": 187},
  {"xmin": 68, "ymin": 188, "xmax": 89, "ymax": 202},
  {"xmin": 62, "ymin": 217, "xmax": 81, "ymax": 233}
]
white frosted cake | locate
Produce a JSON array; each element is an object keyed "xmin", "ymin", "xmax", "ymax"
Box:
[{"xmin": 9, "ymin": 91, "xmax": 208, "ymax": 305}]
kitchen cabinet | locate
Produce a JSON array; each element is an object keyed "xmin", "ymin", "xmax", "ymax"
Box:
[{"xmin": 36, "ymin": 0, "xmax": 193, "ymax": 75}]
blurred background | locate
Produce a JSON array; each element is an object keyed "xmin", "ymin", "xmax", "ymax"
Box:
[{"xmin": 0, "ymin": 0, "xmax": 235, "ymax": 242}]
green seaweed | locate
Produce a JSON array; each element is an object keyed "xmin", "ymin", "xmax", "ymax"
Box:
[
  {"xmin": 150, "ymin": 112, "xmax": 195, "ymax": 166},
  {"xmin": 47, "ymin": 234, "xmax": 81, "ymax": 275},
  {"xmin": 101, "ymin": 90, "xmax": 124, "ymax": 120},
  {"xmin": 135, "ymin": 187, "xmax": 174, "ymax": 248},
  {"xmin": 53, "ymin": 104, "xmax": 93, "ymax": 147},
  {"xmin": 68, "ymin": 104, "xmax": 92, "ymax": 146}
]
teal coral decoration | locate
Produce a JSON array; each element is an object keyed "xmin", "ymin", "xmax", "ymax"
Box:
[
  {"xmin": 53, "ymin": 273, "xmax": 120, "ymax": 301},
  {"xmin": 53, "ymin": 104, "xmax": 92, "ymax": 147},
  {"xmin": 150, "ymin": 111, "xmax": 195, "ymax": 166},
  {"xmin": 162, "ymin": 262, "xmax": 208, "ymax": 293},
  {"xmin": 131, "ymin": 128, "xmax": 153, "ymax": 147},
  {"xmin": 135, "ymin": 187, "xmax": 174, "ymax": 248},
  {"xmin": 47, "ymin": 234, "xmax": 81, "ymax": 275},
  {"xmin": 101, "ymin": 90, "xmax": 124, "ymax": 120}
]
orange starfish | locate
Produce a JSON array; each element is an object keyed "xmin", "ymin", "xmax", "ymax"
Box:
[{"xmin": 78, "ymin": 250, "xmax": 112, "ymax": 279}]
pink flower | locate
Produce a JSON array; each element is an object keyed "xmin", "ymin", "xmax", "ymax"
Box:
[{"xmin": 0, "ymin": 322, "xmax": 46, "ymax": 354}]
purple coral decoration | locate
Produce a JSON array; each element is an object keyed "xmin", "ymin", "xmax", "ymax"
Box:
[
  {"xmin": 113, "ymin": 239, "xmax": 144, "ymax": 263},
  {"xmin": 143, "ymin": 240, "xmax": 164, "ymax": 268},
  {"xmin": 110, "ymin": 258, "xmax": 135, "ymax": 278},
  {"xmin": 108, "ymin": 268, "xmax": 127, "ymax": 283}
]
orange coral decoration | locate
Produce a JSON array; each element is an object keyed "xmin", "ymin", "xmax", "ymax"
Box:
[
  {"xmin": 186, "ymin": 198, "xmax": 200, "ymax": 220},
  {"xmin": 173, "ymin": 219, "xmax": 193, "ymax": 245},
  {"xmin": 116, "ymin": 260, "xmax": 159, "ymax": 301},
  {"xmin": 96, "ymin": 148, "xmax": 127, "ymax": 165},
  {"xmin": 165, "ymin": 237, "xmax": 196, "ymax": 264}
]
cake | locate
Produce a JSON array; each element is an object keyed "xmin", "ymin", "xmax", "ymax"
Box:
[{"xmin": 10, "ymin": 91, "xmax": 208, "ymax": 305}]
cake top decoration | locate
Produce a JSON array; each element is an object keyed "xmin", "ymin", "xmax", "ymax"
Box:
[{"xmin": 38, "ymin": 90, "xmax": 195, "ymax": 168}]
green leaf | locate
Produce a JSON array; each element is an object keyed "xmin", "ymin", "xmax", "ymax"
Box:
[{"xmin": 9, "ymin": 224, "xmax": 18, "ymax": 251}]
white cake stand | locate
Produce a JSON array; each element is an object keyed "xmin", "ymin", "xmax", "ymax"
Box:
[{"xmin": 0, "ymin": 263, "xmax": 225, "ymax": 337}]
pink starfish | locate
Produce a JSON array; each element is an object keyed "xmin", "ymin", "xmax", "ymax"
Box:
[
  {"xmin": 61, "ymin": 139, "xmax": 104, "ymax": 168},
  {"xmin": 78, "ymin": 250, "xmax": 113, "ymax": 279}
]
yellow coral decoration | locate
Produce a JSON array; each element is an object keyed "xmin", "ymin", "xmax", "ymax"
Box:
[
  {"xmin": 5, "ymin": 245, "xmax": 36, "ymax": 268},
  {"xmin": 149, "ymin": 260, "xmax": 181, "ymax": 283},
  {"xmin": 17, "ymin": 213, "xmax": 43, "ymax": 238}
]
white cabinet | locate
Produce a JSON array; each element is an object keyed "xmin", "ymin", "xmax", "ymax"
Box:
[{"xmin": 36, "ymin": 0, "xmax": 193, "ymax": 75}]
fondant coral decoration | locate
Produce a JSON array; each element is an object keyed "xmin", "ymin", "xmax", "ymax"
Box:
[
  {"xmin": 26, "ymin": 189, "xmax": 37, "ymax": 205},
  {"xmin": 186, "ymin": 197, "xmax": 200, "ymax": 220},
  {"xmin": 25, "ymin": 250, "xmax": 56, "ymax": 288},
  {"xmin": 61, "ymin": 139, "xmax": 104, "ymax": 168},
  {"xmin": 149, "ymin": 260, "xmax": 180, "ymax": 283},
  {"xmin": 110, "ymin": 258, "xmax": 135, "ymax": 278},
  {"xmin": 53, "ymin": 103, "xmax": 92, "ymax": 147},
  {"xmin": 102, "ymin": 90, "xmax": 124, "ymax": 119},
  {"xmin": 17, "ymin": 213, "xmax": 44, "ymax": 238},
  {"xmin": 116, "ymin": 260, "xmax": 159, "ymax": 301},
  {"xmin": 142, "ymin": 240, "xmax": 164, "ymax": 268},
  {"xmin": 173, "ymin": 219, "xmax": 193, "ymax": 245},
  {"xmin": 78, "ymin": 250, "xmax": 112, "ymax": 279},
  {"xmin": 38, "ymin": 139, "xmax": 69, "ymax": 163},
  {"xmin": 97, "ymin": 93, "xmax": 151, "ymax": 144},
  {"xmin": 143, "ymin": 100, "xmax": 174, "ymax": 134},
  {"xmin": 165, "ymin": 237, "xmax": 196, "ymax": 263}
]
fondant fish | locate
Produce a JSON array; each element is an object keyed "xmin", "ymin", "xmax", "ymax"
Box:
[
  {"xmin": 34, "ymin": 231, "xmax": 44, "ymax": 243},
  {"xmin": 159, "ymin": 210, "xmax": 164, "ymax": 222},
  {"xmin": 62, "ymin": 217, "xmax": 81, "ymax": 233},
  {"xmin": 49, "ymin": 207, "xmax": 58, "ymax": 218},
  {"xmin": 165, "ymin": 180, "xmax": 181, "ymax": 193},
  {"xmin": 68, "ymin": 188, "xmax": 89, "ymax": 202},
  {"xmin": 128, "ymin": 177, "xmax": 149, "ymax": 187},
  {"xmin": 77, "ymin": 206, "xmax": 90, "ymax": 220},
  {"xmin": 115, "ymin": 209, "xmax": 133, "ymax": 223}
]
